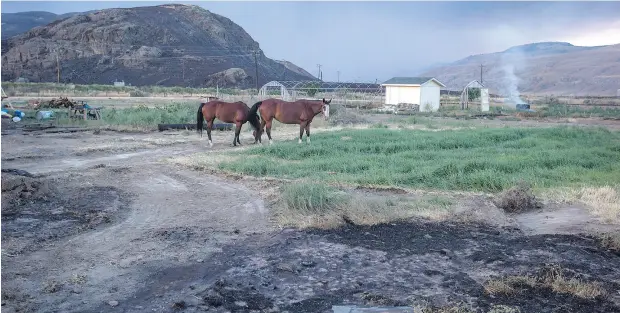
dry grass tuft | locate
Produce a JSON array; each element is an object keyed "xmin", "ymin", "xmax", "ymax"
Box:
[
  {"xmin": 541, "ymin": 265, "xmax": 606, "ymax": 299},
  {"xmin": 541, "ymin": 186, "xmax": 620, "ymax": 224},
  {"xmin": 487, "ymin": 305, "xmax": 522, "ymax": 313},
  {"xmin": 415, "ymin": 305, "xmax": 475, "ymax": 313},
  {"xmin": 577, "ymin": 186, "xmax": 620, "ymax": 223},
  {"xmin": 598, "ymin": 231, "xmax": 620, "ymax": 253},
  {"xmin": 273, "ymin": 182, "xmax": 455, "ymax": 229},
  {"xmin": 483, "ymin": 276, "xmax": 537, "ymax": 295},
  {"xmin": 484, "ymin": 265, "xmax": 606, "ymax": 300},
  {"xmin": 494, "ymin": 181, "xmax": 542, "ymax": 213},
  {"xmin": 483, "ymin": 279, "xmax": 516, "ymax": 295}
]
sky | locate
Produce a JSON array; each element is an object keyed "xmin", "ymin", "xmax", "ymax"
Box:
[{"xmin": 2, "ymin": 1, "xmax": 620, "ymax": 82}]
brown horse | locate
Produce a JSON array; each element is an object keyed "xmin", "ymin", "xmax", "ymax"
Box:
[
  {"xmin": 196, "ymin": 100, "xmax": 261, "ymax": 147},
  {"xmin": 252, "ymin": 98, "xmax": 331, "ymax": 144}
]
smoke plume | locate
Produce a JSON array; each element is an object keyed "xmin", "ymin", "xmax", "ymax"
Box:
[{"xmin": 500, "ymin": 45, "xmax": 527, "ymax": 106}]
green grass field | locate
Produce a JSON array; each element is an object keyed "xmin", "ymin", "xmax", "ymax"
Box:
[{"xmin": 218, "ymin": 127, "xmax": 620, "ymax": 192}]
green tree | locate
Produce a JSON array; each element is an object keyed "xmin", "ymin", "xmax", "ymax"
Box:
[
  {"xmin": 468, "ymin": 87, "xmax": 481, "ymax": 102},
  {"xmin": 306, "ymin": 82, "xmax": 321, "ymax": 97}
]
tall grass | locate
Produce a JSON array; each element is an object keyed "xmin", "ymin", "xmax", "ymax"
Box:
[
  {"xmin": 100, "ymin": 103, "xmax": 196, "ymax": 127},
  {"xmin": 539, "ymin": 104, "xmax": 620, "ymax": 119},
  {"xmin": 218, "ymin": 127, "xmax": 620, "ymax": 192},
  {"xmin": 281, "ymin": 182, "xmax": 350, "ymax": 214}
]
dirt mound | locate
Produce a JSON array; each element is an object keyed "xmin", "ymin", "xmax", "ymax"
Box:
[
  {"xmin": 1, "ymin": 173, "xmax": 131, "ymax": 254},
  {"xmin": 1, "ymin": 172, "xmax": 51, "ymax": 214},
  {"xmin": 494, "ymin": 181, "xmax": 542, "ymax": 213}
]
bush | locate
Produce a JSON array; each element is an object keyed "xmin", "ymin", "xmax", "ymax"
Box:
[
  {"xmin": 494, "ymin": 181, "xmax": 542, "ymax": 213},
  {"xmin": 328, "ymin": 104, "xmax": 369, "ymax": 126}
]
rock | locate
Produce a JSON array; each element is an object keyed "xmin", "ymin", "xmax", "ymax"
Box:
[
  {"xmin": 172, "ymin": 301, "xmax": 186, "ymax": 309},
  {"xmin": 235, "ymin": 301, "xmax": 248, "ymax": 307},
  {"xmin": 424, "ymin": 234, "xmax": 433, "ymax": 239},
  {"xmin": 301, "ymin": 260, "xmax": 316, "ymax": 267},
  {"xmin": 108, "ymin": 300, "xmax": 119, "ymax": 307},
  {"xmin": 275, "ymin": 263, "xmax": 296, "ymax": 273}
]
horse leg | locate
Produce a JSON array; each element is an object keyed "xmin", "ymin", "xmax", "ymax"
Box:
[
  {"xmin": 298, "ymin": 122, "xmax": 307, "ymax": 144},
  {"xmin": 254, "ymin": 117, "xmax": 265, "ymax": 144},
  {"xmin": 233, "ymin": 122, "xmax": 242, "ymax": 146},
  {"xmin": 305, "ymin": 123, "xmax": 311, "ymax": 143},
  {"xmin": 206, "ymin": 118, "xmax": 214, "ymax": 147},
  {"xmin": 265, "ymin": 119, "xmax": 273, "ymax": 145}
]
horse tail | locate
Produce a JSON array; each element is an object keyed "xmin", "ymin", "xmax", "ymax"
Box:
[
  {"xmin": 245, "ymin": 101, "xmax": 262, "ymax": 131},
  {"xmin": 197, "ymin": 102, "xmax": 206, "ymax": 137}
]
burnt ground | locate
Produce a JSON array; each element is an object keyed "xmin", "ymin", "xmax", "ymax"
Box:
[
  {"xmin": 1, "ymin": 125, "xmax": 620, "ymax": 313},
  {"xmin": 103, "ymin": 222, "xmax": 620, "ymax": 313}
]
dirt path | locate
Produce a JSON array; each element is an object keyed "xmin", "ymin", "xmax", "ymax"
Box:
[{"xmin": 1, "ymin": 128, "xmax": 279, "ymax": 313}]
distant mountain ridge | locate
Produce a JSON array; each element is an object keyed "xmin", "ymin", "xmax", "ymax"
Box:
[
  {"xmin": 1, "ymin": 11, "xmax": 96, "ymax": 39},
  {"xmin": 420, "ymin": 41, "xmax": 620, "ymax": 96},
  {"xmin": 1, "ymin": 4, "xmax": 316, "ymax": 87}
]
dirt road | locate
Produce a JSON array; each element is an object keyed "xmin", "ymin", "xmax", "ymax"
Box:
[{"xmin": 2, "ymin": 126, "xmax": 620, "ymax": 313}]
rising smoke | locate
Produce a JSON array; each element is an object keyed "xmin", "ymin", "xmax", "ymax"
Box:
[{"xmin": 499, "ymin": 44, "xmax": 527, "ymax": 106}]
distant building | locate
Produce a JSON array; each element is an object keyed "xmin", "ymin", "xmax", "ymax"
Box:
[
  {"xmin": 381, "ymin": 77, "xmax": 446, "ymax": 112},
  {"xmin": 113, "ymin": 80, "xmax": 126, "ymax": 87}
]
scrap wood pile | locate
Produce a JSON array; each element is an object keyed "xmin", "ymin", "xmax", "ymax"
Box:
[{"xmin": 42, "ymin": 97, "xmax": 78, "ymax": 109}]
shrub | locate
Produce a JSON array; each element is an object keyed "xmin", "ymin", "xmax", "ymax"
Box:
[{"xmin": 494, "ymin": 181, "xmax": 542, "ymax": 213}]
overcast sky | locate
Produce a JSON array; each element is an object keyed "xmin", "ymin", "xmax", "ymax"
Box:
[{"xmin": 3, "ymin": 1, "xmax": 620, "ymax": 82}]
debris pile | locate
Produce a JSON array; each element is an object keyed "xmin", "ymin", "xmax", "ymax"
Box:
[
  {"xmin": 43, "ymin": 97, "xmax": 77, "ymax": 109},
  {"xmin": 1, "ymin": 170, "xmax": 50, "ymax": 214}
]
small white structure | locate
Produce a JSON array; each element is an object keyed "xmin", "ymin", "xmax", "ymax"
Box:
[
  {"xmin": 113, "ymin": 80, "xmax": 126, "ymax": 87},
  {"xmin": 381, "ymin": 77, "xmax": 446, "ymax": 112},
  {"xmin": 460, "ymin": 80, "xmax": 490, "ymax": 112}
]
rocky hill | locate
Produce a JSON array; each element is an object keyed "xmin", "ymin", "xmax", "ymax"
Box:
[
  {"xmin": 1, "ymin": 4, "xmax": 316, "ymax": 87},
  {"xmin": 420, "ymin": 42, "xmax": 620, "ymax": 96}
]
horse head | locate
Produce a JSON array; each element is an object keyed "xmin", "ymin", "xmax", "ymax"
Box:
[{"xmin": 321, "ymin": 98, "xmax": 332, "ymax": 119}]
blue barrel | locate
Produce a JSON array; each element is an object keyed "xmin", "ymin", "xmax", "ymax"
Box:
[{"xmin": 36, "ymin": 110, "xmax": 54, "ymax": 120}]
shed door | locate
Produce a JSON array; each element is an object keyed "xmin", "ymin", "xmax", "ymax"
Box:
[{"xmin": 480, "ymin": 88, "xmax": 489, "ymax": 112}]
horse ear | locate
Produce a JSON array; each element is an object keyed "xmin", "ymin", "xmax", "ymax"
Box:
[
  {"xmin": 322, "ymin": 98, "xmax": 326, "ymax": 103},
  {"xmin": 327, "ymin": 98, "xmax": 332, "ymax": 104}
]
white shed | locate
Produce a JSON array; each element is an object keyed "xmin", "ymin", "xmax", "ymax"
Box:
[{"xmin": 381, "ymin": 77, "xmax": 446, "ymax": 112}]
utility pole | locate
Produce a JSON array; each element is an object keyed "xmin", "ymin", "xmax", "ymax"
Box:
[
  {"xmin": 181, "ymin": 59, "xmax": 185, "ymax": 82},
  {"xmin": 56, "ymin": 51, "xmax": 60, "ymax": 83},
  {"xmin": 480, "ymin": 64, "xmax": 484, "ymax": 85},
  {"xmin": 253, "ymin": 50, "xmax": 259, "ymax": 92},
  {"xmin": 337, "ymin": 71, "xmax": 340, "ymax": 83},
  {"xmin": 317, "ymin": 64, "xmax": 322, "ymax": 81}
]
